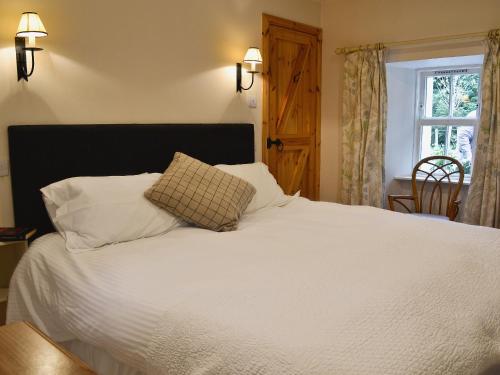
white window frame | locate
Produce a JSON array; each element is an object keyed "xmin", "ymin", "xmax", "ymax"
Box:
[{"xmin": 414, "ymin": 65, "xmax": 482, "ymax": 178}]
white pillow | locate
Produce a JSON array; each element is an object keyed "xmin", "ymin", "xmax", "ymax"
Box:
[
  {"xmin": 41, "ymin": 174, "xmax": 179, "ymax": 252},
  {"xmin": 215, "ymin": 162, "xmax": 292, "ymax": 213}
]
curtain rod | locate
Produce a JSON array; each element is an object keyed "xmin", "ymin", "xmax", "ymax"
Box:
[{"xmin": 334, "ymin": 30, "xmax": 497, "ymax": 55}]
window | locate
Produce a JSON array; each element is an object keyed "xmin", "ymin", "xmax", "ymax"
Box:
[{"xmin": 416, "ymin": 67, "xmax": 481, "ymax": 177}]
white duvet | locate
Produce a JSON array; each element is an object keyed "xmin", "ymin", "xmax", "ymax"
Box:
[{"xmin": 7, "ymin": 198, "xmax": 500, "ymax": 375}]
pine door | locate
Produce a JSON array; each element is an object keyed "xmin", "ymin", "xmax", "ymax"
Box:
[{"xmin": 262, "ymin": 14, "xmax": 322, "ymax": 200}]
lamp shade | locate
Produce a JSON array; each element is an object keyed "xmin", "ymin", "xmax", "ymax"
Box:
[
  {"xmin": 16, "ymin": 12, "xmax": 47, "ymax": 38},
  {"xmin": 243, "ymin": 47, "xmax": 262, "ymax": 64}
]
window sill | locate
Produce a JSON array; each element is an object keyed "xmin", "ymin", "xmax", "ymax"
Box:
[{"xmin": 394, "ymin": 175, "xmax": 471, "ymax": 185}]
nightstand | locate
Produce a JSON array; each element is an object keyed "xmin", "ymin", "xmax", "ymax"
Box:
[
  {"xmin": 0, "ymin": 321, "xmax": 96, "ymax": 374},
  {"xmin": 0, "ymin": 229, "xmax": 36, "ymax": 326}
]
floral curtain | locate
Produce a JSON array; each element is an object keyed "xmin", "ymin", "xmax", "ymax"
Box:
[
  {"xmin": 340, "ymin": 45, "xmax": 387, "ymax": 208},
  {"xmin": 464, "ymin": 30, "xmax": 500, "ymax": 228}
]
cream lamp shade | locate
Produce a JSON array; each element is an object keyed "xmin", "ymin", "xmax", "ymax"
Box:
[
  {"xmin": 16, "ymin": 12, "xmax": 47, "ymax": 37},
  {"xmin": 16, "ymin": 12, "xmax": 47, "ymax": 50},
  {"xmin": 243, "ymin": 47, "xmax": 263, "ymax": 72}
]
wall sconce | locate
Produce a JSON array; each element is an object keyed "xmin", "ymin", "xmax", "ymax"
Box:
[
  {"xmin": 15, "ymin": 12, "xmax": 48, "ymax": 81},
  {"xmin": 236, "ymin": 47, "xmax": 263, "ymax": 93}
]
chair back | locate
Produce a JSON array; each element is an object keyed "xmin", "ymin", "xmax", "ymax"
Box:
[{"xmin": 411, "ymin": 156, "xmax": 464, "ymax": 220}]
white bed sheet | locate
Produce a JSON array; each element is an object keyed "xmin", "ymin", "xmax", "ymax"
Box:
[
  {"xmin": 7, "ymin": 198, "xmax": 500, "ymax": 374},
  {"xmin": 62, "ymin": 339, "xmax": 143, "ymax": 375}
]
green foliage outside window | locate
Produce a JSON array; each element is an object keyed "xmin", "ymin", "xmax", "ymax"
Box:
[
  {"xmin": 453, "ymin": 74, "xmax": 479, "ymax": 117},
  {"xmin": 432, "ymin": 74, "xmax": 479, "ymax": 118},
  {"xmin": 432, "ymin": 76, "xmax": 450, "ymax": 117}
]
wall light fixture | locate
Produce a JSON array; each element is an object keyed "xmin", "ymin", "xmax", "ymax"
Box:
[
  {"xmin": 236, "ymin": 47, "xmax": 262, "ymax": 93},
  {"xmin": 15, "ymin": 12, "xmax": 48, "ymax": 81}
]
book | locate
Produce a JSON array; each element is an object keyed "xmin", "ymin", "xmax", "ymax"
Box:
[{"xmin": 0, "ymin": 227, "xmax": 36, "ymax": 241}]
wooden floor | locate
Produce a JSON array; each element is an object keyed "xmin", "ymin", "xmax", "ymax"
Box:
[{"xmin": 0, "ymin": 321, "xmax": 96, "ymax": 375}]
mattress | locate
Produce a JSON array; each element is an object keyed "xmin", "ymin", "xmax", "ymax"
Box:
[{"xmin": 7, "ymin": 198, "xmax": 500, "ymax": 374}]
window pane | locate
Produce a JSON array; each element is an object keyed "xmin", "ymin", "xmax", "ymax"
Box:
[
  {"xmin": 421, "ymin": 125, "xmax": 447, "ymax": 159},
  {"xmin": 452, "ymin": 73, "xmax": 480, "ymax": 118},
  {"xmin": 455, "ymin": 126, "xmax": 474, "ymax": 175},
  {"xmin": 420, "ymin": 125, "xmax": 474, "ymax": 175},
  {"xmin": 426, "ymin": 75, "xmax": 451, "ymax": 117}
]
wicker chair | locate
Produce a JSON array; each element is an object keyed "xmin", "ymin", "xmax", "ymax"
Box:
[{"xmin": 388, "ymin": 156, "xmax": 465, "ymax": 221}]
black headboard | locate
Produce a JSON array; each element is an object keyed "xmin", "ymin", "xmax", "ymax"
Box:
[{"xmin": 8, "ymin": 124, "xmax": 254, "ymax": 237}]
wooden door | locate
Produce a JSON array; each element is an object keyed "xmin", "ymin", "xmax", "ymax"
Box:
[{"xmin": 262, "ymin": 14, "xmax": 322, "ymax": 200}]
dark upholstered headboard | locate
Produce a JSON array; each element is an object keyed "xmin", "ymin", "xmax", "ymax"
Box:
[{"xmin": 8, "ymin": 124, "xmax": 254, "ymax": 237}]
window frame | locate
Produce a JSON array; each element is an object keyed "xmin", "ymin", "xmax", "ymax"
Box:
[{"xmin": 413, "ymin": 65, "xmax": 482, "ymax": 178}]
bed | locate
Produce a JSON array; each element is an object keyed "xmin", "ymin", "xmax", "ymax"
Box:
[{"xmin": 6, "ymin": 124, "xmax": 500, "ymax": 375}]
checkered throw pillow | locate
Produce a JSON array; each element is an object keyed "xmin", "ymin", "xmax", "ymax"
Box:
[{"xmin": 145, "ymin": 152, "xmax": 256, "ymax": 232}]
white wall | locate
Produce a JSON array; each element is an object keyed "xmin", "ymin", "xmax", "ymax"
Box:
[
  {"xmin": 0, "ymin": 0, "xmax": 321, "ymax": 226},
  {"xmin": 385, "ymin": 65, "xmax": 416, "ymax": 203}
]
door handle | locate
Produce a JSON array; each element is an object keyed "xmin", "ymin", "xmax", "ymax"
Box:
[{"xmin": 267, "ymin": 137, "xmax": 284, "ymax": 152}]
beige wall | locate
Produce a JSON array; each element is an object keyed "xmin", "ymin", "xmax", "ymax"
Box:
[
  {"xmin": 0, "ymin": 0, "xmax": 320, "ymax": 226},
  {"xmin": 3, "ymin": 0, "xmax": 497, "ymax": 226},
  {"xmin": 320, "ymin": 0, "xmax": 499, "ymax": 203}
]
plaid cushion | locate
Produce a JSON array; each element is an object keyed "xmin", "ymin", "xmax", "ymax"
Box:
[{"xmin": 145, "ymin": 152, "xmax": 256, "ymax": 232}]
